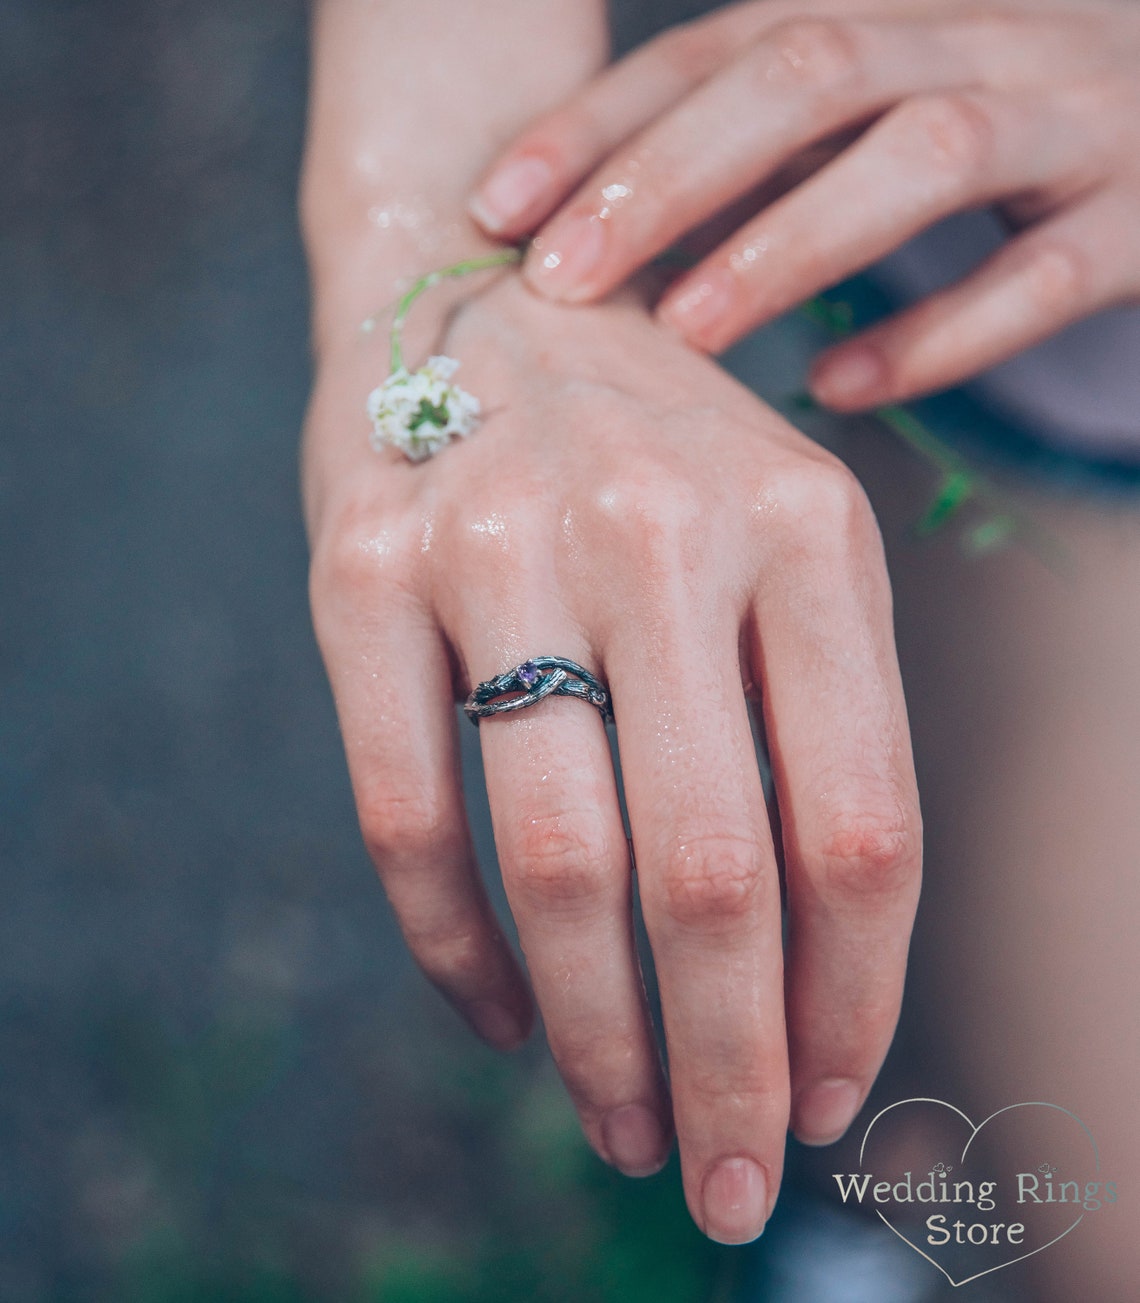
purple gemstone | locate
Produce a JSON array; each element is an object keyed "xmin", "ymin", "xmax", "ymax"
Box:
[{"xmin": 517, "ymin": 660, "xmax": 540, "ymax": 688}]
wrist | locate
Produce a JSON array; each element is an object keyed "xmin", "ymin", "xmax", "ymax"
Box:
[
  {"xmin": 306, "ymin": 204, "xmax": 514, "ymax": 361},
  {"xmin": 302, "ymin": 0, "xmax": 609, "ymax": 360}
]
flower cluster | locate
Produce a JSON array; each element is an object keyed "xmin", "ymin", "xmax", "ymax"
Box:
[{"xmin": 365, "ymin": 355, "xmax": 481, "ymax": 461}]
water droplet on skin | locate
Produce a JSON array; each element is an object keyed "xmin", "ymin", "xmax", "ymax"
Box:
[
  {"xmin": 729, "ymin": 237, "xmax": 769, "ymax": 273},
  {"xmin": 672, "ymin": 280, "xmax": 718, "ymax": 314},
  {"xmin": 468, "ymin": 513, "xmax": 509, "ymax": 542},
  {"xmin": 355, "ymin": 150, "xmax": 381, "ymax": 182},
  {"xmin": 365, "ymin": 196, "xmax": 442, "ymax": 258},
  {"xmin": 357, "ymin": 531, "xmax": 396, "ymax": 562}
]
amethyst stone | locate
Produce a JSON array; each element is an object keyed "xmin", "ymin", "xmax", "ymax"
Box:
[{"xmin": 516, "ymin": 660, "xmax": 540, "ymax": 688}]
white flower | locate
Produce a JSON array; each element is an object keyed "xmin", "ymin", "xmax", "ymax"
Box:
[{"xmin": 366, "ymin": 354, "xmax": 482, "ymax": 461}]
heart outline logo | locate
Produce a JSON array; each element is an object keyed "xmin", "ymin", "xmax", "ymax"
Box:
[{"xmin": 857, "ymin": 1097, "xmax": 1100, "ymax": 1288}]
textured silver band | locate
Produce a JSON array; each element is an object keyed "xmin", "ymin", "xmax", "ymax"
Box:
[{"xmin": 464, "ymin": 656, "xmax": 612, "ymax": 725}]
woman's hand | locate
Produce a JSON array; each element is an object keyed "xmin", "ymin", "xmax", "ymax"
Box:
[
  {"xmin": 304, "ymin": 271, "xmax": 921, "ymax": 1243},
  {"xmin": 469, "ymin": 0, "xmax": 1140, "ymax": 410}
]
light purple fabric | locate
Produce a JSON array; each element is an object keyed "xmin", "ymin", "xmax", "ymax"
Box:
[{"xmin": 874, "ymin": 211, "xmax": 1140, "ymax": 461}]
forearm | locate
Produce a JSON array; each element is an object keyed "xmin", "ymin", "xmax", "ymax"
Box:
[{"xmin": 301, "ymin": 0, "xmax": 609, "ymax": 354}]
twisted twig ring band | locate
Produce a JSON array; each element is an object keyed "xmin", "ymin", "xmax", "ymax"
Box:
[{"xmin": 464, "ymin": 657, "xmax": 613, "ymax": 725}]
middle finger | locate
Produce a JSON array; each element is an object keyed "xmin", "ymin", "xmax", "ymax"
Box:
[{"xmin": 610, "ymin": 600, "xmax": 786, "ymax": 1246}]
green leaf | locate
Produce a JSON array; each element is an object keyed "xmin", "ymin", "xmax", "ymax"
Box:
[
  {"xmin": 800, "ymin": 296, "xmax": 855, "ymax": 336},
  {"xmin": 914, "ymin": 470, "xmax": 974, "ymax": 536},
  {"xmin": 409, "ymin": 398, "xmax": 450, "ymax": 431},
  {"xmin": 962, "ymin": 514, "xmax": 1018, "ymax": 556}
]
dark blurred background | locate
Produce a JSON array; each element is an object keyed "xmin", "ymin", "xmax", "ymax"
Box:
[{"xmin": 0, "ymin": 2, "xmax": 1029, "ymax": 1300}]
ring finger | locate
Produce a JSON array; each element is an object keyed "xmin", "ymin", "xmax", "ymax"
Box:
[{"xmin": 465, "ymin": 626, "xmax": 673, "ymax": 1178}]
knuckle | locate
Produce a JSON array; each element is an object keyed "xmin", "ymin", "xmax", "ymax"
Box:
[
  {"xmin": 814, "ymin": 809, "xmax": 920, "ymax": 900},
  {"xmin": 686, "ymin": 1061, "xmax": 788, "ymax": 1115},
  {"xmin": 766, "ymin": 455, "xmax": 875, "ymax": 549},
  {"xmin": 548, "ymin": 1025, "xmax": 644, "ymax": 1105},
  {"xmin": 310, "ymin": 501, "xmax": 419, "ymax": 600},
  {"xmin": 955, "ymin": 12, "xmax": 1026, "ymax": 51},
  {"xmin": 805, "ymin": 457, "xmax": 873, "ymax": 527},
  {"xmin": 655, "ymin": 835, "xmax": 765, "ymax": 929},
  {"xmin": 358, "ymin": 786, "xmax": 454, "ymax": 863},
  {"xmin": 588, "ymin": 466, "xmax": 704, "ymax": 558},
  {"xmin": 762, "ymin": 18, "xmax": 863, "ymax": 94},
  {"xmin": 899, "ymin": 92, "xmax": 995, "ymax": 179},
  {"xmin": 682, "ymin": 1047, "xmax": 786, "ymax": 1120},
  {"xmin": 446, "ymin": 494, "xmax": 545, "ymax": 559},
  {"xmin": 653, "ymin": 19, "xmax": 729, "ymax": 81},
  {"xmin": 506, "ymin": 810, "xmax": 617, "ymax": 914},
  {"xmin": 524, "ymin": 109, "xmax": 598, "ymax": 179}
]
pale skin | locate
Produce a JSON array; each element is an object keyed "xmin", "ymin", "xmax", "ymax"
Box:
[
  {"xmin": 304, "ymin": 0, "xmax": 919, "ymax": 1246},
  {"xmin": 301, "ymin": 0, "xmax": 1138, "ymax": 1259}
]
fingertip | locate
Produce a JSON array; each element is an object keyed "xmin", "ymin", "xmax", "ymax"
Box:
[
  {"xmin": 656, "ymin": 267, "xmax": 738, "ymax": 352},
  {"xmin": 792, "ymin": 1077, "xmax": 862, "ymax": 1147},
  {"xmin": 701, "ymin": 1156, "xmax": 770, "ymax": 1244},
  {"xmin": 809, "ymin": 344, "xmax": 887, "ymax": 411},
  {"xmin": 468, "ymin": 155, "xmax": 556, "ymax": 237},
  {"xmin": 467, "ymin": 192, "xmax": 509, "ymax": 237},
  {"xmin": 601, "ymin": 1103, "xmax": 673, "ymax": 1178},
  {"xmin": 468, "ymin": 998, "xmax": 533, "ymax": 1052},
  {"xmin": 522, "ymin": 212, "xmax": 607, "ymax": 302}
]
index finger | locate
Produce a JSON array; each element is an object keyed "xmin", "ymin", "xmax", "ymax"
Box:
[{"xmin": 467, "ymin": 6, "xmax": 772, "ymax": 237}]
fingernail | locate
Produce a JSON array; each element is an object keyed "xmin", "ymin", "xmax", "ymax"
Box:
[
  {"xmin": 469, "ymin": 1000, "xmax": 527, "ymax": 1050},
  {"xmin": 811, "ymin": 345, "xmax": 885, "ymax": 407},
  {"xmin": 701, "ymin": 1157, "xmax": 768, "ymax": 1244},
  {"xmin": 469, "ymin": 155, "xmax": 554, "ymax": 234},
  {"xmin": 525, "ymin": 212, "xmax": 605, "ymax": 300},
  {"xmin": 794, "ymin": 1078, "xmax": 861, "ymax": 1146},
  {"xmin": 601, "ymin": 1104, "xmax": 670, "ymax": 1178},
  {"xmin": 657, "ymin": 267, "xmax": 737, "ymax": 342}
]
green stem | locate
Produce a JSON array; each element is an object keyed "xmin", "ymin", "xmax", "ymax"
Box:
[
  {"xmin": 872, "ymin": 402, "xmax": 967, "ymax": 476},
  {"xmin": 799, "ymin": 294, "xmax": 1066, "ymax": 569},
  {"xmin": 388, "ymin": 248, "xmax": 523, "ymax": 374}
]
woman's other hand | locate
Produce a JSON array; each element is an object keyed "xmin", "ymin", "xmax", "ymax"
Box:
[{"xmin": 470, "ymin": 0, "xmax": 1140, "ymax": 410}]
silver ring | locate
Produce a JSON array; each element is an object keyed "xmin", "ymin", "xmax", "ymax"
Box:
[{"xmin": 464, "ymin": 657, "xmax": 612, "ymax": 725}]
